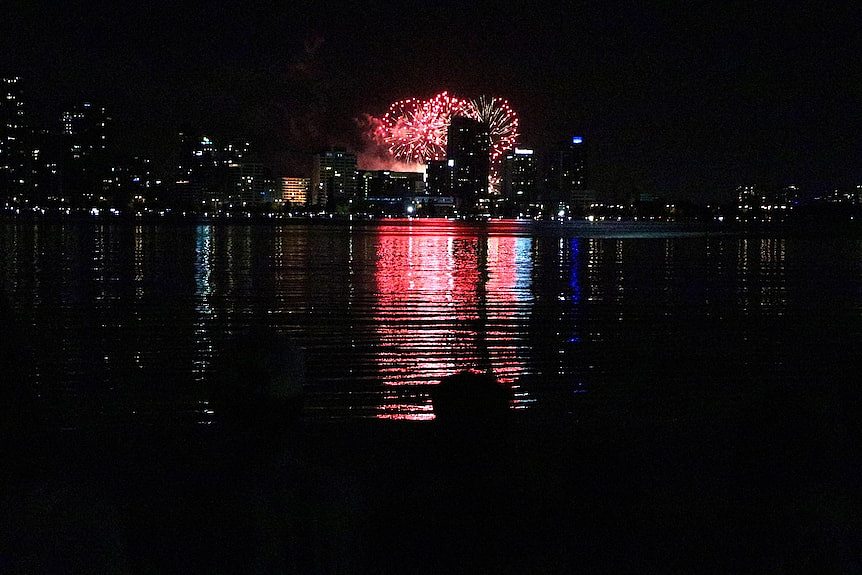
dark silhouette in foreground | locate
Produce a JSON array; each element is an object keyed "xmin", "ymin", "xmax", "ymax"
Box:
[
  {"xmin": 369, "ymin": 370, "xmax": 574, "ymax": 574},
  {"xmin": 431, "ymin": 370, "xmax": 511, "ymax": 430},
  {"xmin": 0, "ymin": 301, "xmax": 128, "ymax": 573},
  {"xmin": 1, "ymin": 310, "xmax": 858, "ymax": 573},
  {"xmin": 135, "ymin": 330, "xmax": 360, "ymax": 574}
]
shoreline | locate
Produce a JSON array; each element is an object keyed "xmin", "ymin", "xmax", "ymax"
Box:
[
  {"xmin": 2, "ymin": 212, "xmax": 860, "ymax": 238},
  {"xmin": 4, "ymin": 394, "xmax": 855, "ymax": 572}
]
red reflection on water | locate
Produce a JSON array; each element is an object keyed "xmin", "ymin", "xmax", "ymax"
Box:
[
  {"xmin": 484, "ymin": 236, "xmax": 523, "ymax": 385},
  {"xmin": 372, "ymin": 220, "xmax": 533, "ymax": 420}
]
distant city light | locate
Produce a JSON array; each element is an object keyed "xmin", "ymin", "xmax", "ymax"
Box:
[{"xmin": 572, "ymin": 136, "xmax": 583, "ymax": 144}]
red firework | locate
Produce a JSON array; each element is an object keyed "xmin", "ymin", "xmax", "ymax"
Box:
[
  {"xmin": 371, "ymin": 92, "xmax": 520, "ymax": 194},
  {"xmin": 463, "ymin": 96, "xmax": 520, "ymax": 193},
  {"xmin": 374, "ymin": 92, "xmax": 472, "ymax": 164},
  {"xmin": 464, "ymin": 96, "xmax": 520, "ymax": 163}
]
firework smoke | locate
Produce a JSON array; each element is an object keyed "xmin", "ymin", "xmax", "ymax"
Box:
[{"xmin": 356, "ymin": 113, "xmax": 428, "ymax": 171}]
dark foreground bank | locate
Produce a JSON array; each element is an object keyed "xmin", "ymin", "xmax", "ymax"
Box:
[
  {"xmin": 2, "ymin": 299, "xmax": 859, "ymax": 572},
  {"xmin": 2, "ymin": 394, "xmax": 859, "ymax": 574}
]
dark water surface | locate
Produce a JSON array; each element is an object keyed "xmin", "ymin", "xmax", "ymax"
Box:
[{"xmin": 1, "ymin": 219, "xmax": 860, "ymax": 426}]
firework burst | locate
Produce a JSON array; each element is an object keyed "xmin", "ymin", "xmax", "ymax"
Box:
[
  {"xmin": 370, "ymin": 92, "xmax": 520, "ymax": 192},
  {"xmin": 464, "ymin": 96, "xmax": 520, "ymax": 193},
  {"xmin": 464, "ymin": 96, "xmax": 520, "ymax": 163},
  {"xmin": 373, "ymin": 92, "xmax": 471, "ymax": 164}
]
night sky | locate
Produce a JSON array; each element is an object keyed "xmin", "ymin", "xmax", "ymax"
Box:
[{"xmin": 3, "ymin": 1, "xmax": 861, "ymax": 201}]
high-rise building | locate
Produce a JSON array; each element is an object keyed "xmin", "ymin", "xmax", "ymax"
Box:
[
  {"xmin": 547, "ymin": 136, "xmax": 590, "ymax": 211},
  {"xmin": 235, "ymin": 162, "xmax": 271, "ymax": 205},
  {"xmin": 1, "ymin": 77, "xmax": 29, "ymax": 202},
  {"xmin": 281, "ymin": 177, "xmax": 310, "ymax": 206},
  {"xmin": 356, "ymin": 170, "xmax": 387, "ymax": 199},
  {"xmin": 781, "ymin": 185, "xmax": 800, "ymax": 207},
  {"xmin": 29, "ymin": 128, "xmax": 62, "ymax": 205},
  {"xmin": 171, "ymin": 131, "xmax": 202, "ymax": 207},
  {"xmin": 222, "ymin": 140, "xmax": 251, "ymax": 206},
  {"xmin": 173, "ymin": 134, "xmax": 221, "ymax": 208},
  {"xmin": 312, "ymin": 148, "xmax": 357, "ymax": 210},
  {"xmin": 425, "ymin": 159, "xmax": 454, "ymax": 197},
  {"xmin": 502, "ymin": 147, "xmax": 538, "ymax": 206},
  {"xmin": 446, "ymin": 116, "xmax": 490, "ymax": 212},
  {"xmin": 171, "ymin": 135, "xmax": 272, "ymax": 209},
  {"xmin": 60, "ymin": 102, "xmax": 111, "ymax": 205},
  {"xmin": 357, "ymin": 170, "xmax": 424, "ymax": 200},
  {"xmin": 115, "ymin": 156, "xmax": 162, "ymax": 208},
  {"xmin": 736, "ymin": 184, "xmax": 797, "ymax": 221},
  {"xmin": 736, "ymin": 185, "xmax": 761, "ymax": 213}
]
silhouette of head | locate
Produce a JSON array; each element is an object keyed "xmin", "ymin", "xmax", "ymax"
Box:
[{"xmin": 431, "ymin": 370, "xmax": 511, "ymax": 431}]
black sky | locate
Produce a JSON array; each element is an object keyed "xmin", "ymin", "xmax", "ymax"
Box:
[{"xmin": 3, "ymin": 0, "xmax": 862, "ymax": 201}]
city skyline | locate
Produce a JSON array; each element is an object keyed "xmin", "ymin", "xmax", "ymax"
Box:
[
  {"xmin": 3, "ymin": 2, "xmax": 862, "ymax": 201},
  {"xmin": 4, "ymin": 73, "xmax": 862, "ymax": 209},
  {"xmin": 2, "ymin": 75, "xmax": 861, "ymax": 222},
  {"xmin": 2, "ymin": 4, "xmax": 860, "ymax": 571}
]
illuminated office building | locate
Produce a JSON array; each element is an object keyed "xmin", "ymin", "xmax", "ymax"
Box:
[
  {"xmin": 502, "ymin": 147, "xmax": 538, "ymax": 205},
  {"xmin": 312, "ymin": 148, "xmax": 357, "ymax": 209},
  {"xmin": 547, "ymin": 136, "xmax": 592, "ymax": 210},
  {"xmin": 425, "ymin": 159, "xmax": 454, "ymax": 197},
  {"xmin": 60, "ymin": 102, "xmax": 111, "ymax": 204},
  {"xmin": 281, "ymin": 177, "xmax": 310, "ymax": 206},
  {"xmin": 1, "ymin": 77, "xmax": 29, "ymax": 201}
]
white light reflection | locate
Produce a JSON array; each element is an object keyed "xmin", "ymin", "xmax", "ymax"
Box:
[{"xmin": 192, "ymin": 225, "xmax": 214, "ymax": 383}]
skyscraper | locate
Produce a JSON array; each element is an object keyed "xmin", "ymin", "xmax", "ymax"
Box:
[
  {"xmin": 425, "ymin": 159, "xmax": 454, "ymax": 197},
  {"xmin": 222, "ymin": 141, "xmax": 273, "ymax": 206},
  {"xmin": 222, "ymin": 140, "xmax": 251, "ymax": 206},
  {"xmin": 172, "ymin": 134, "xmax": 221, "ymax": 208},
  {"xmin": 736, "ymin": 185, "xmax": 760, "ymax": 212},
  {"xmin": 60, "ymin": 102, "xmax": 111, "ymax": 205},
  {"xmin": 502, "ymin": 147, "xmax": 538, "ymax": 209},
  {"xmin": 547, "ymin": 136, "xmax": 591, "ymax": 212},
  {"xmin": 446, "ymin": 116, "xmax": 490, "ymax": 213},
  {"xmin": 234, "ymin": 162, "xmax": 271, "ymax": 205},
  {"xmin": 172, "ymin": 135, "xmax": 272, "ymax": 210},
  {"xmin": 312, "ymin": 148, "xmax": 357, "ymax": 211},
  {"xmin": 0, "ymin": 77, "xmax": 29, "ymax": 202}
]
